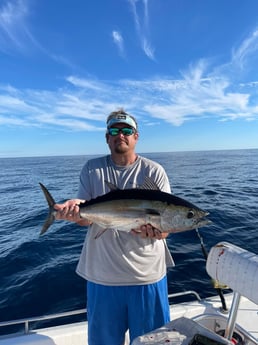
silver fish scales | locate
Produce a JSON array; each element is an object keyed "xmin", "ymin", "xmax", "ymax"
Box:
[{"xmin": 39, "ymin": 183, "xmax": 211, "ymax": 236}]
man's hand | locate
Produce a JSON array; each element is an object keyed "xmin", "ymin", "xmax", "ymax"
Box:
[
  {"xmin": 54, "ymin": 199, "xmax": 91, "ymax": 226},
  {"xmin": 131, "ymin": 224, "xmax": 168, "ymax": 240}
]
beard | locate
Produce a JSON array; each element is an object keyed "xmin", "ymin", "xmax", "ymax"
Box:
[
  {"xmin": 108, "ymin": 135, "xmax": 137, "ymax": 155},
  {"xmin": 114, "ymin": 143, "xmax": 129, "ymax": 154}
]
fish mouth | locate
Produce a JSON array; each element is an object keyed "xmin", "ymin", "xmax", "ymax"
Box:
[
  {"xmin": 194, "ymin": 210, "xmax": 211, "ymax": 228},
  {"xmin": 196, "ymin": 217, "xmax": 212, "ymax": 228}
]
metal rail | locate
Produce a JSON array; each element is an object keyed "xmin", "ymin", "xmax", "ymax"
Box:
[
  {"xmin": 168, "ymin": 290, "xmax": 201, "ymax": 301},
  {"xmin": 0, "ymin": 290, "xmax": 201, "ymax": 335},
  {"xmin": 0, "ymin": 308, "xmax": 86, "ymax": 334}
]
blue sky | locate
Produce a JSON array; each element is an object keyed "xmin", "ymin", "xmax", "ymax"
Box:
[{"xmin": 1, "ymin": 0, "xmax": 258, "ymax": 157}]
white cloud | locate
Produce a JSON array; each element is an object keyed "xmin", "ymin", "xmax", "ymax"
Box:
[
  {"xmin": 112, "ymin": 30, "xmax": 125, "ymax": 57},
  {"xmin": 232, "ymin": 27, "xmax": 258, "ymax": 69},
  {"xmin": 142, "ymin": 37, "xmax": 154, "ymax": 60},
  {"xmin": 0, "ymin": 62, "xmax": 258, "ymax": 132},
  {"xmin": 0, "ymin": 0, "xmax": 33, "ymax": 54},
  {"xmin": 0, "ymin": 0, "xmax": 63, "ymax": 60},
  {"xmin": 212, "ymin": 26, "xmax": 258, "ymax": 80},
  {"xmin": 66, "ymin": 76, "xmax": 104, "ymax": 91},
  {"xmin": 128, "ymin": 0, "xmax": 154, "ymax": 60},
  {"xmin": 1, "ymin": 23, "xmax": 258, "ymax": 131}
]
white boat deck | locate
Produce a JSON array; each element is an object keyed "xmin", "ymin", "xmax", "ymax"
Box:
[
  {"xmin": 170, "ymin": 293, "xmax": 258, "ymax": 340},
  {"xmin": 0, "ymin": 292, "xmax": 257, "ymax": 345}
]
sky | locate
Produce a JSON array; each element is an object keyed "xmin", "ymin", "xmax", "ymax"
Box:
[{"xmin": 1, "ymin": 0, "xmax": 258, "ymax": 158}]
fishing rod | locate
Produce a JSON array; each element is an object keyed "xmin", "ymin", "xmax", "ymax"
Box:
[{"xmin": 195, "ymin": 228, "xmax": 228, "ymax": 313}]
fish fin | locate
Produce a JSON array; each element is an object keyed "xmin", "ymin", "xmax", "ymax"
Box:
[
  {"xmin": 104, "ymin": 180, "xmax": 120, "ymax": 191},
  {"xmin": 39, "ymin": 183, "xmax": 56, "ymax": 235},
  {"xmin": 105, "ymin": 177, "xmax": 160, "ymax": 191},
  {"xmin": 94, "ymin": 228, "xmax": 109, "ymax": 239},
  {"xmin": 40, "ymin": 213, "xmax": 55, "ymax": 236},
  {"xmin": 138, "ymin": 177, "xmax": 161, "ymax": 190}
]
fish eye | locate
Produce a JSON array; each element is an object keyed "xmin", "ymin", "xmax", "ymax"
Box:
[{"xmin": 187, "ymin": 210, "xmax": 195, "ymax": 219}]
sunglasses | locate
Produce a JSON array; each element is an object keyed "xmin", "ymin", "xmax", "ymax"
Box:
[{"xmin": 108, "ymin": 127, "xmax": 136, "ymax": 136}]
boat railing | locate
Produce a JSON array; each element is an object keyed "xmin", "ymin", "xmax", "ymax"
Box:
[
  {"xmin": 0, "ymin": 290, "xmax": 201, "ymax": 335},
  {"xmin": 0, "ymin": 308, "xmax": 86, "ymax": 335},
  {"xmin": 168, "ymin": 290, "xmax": 201, "ymax": 301}
]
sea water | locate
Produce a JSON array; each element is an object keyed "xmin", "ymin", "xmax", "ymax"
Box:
[{"xmin": 0, "ymin": 149, "xmax": 257, "ymax": 331}]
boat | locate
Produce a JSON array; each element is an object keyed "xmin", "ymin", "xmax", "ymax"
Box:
[{"xmin": 0, "ymin": 241, "xmax": 257, "ymax": 345}]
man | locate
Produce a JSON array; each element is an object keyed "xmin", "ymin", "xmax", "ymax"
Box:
[{"xmin": 55, "ymin": 109, "xmax": 174, "ymax": 345}]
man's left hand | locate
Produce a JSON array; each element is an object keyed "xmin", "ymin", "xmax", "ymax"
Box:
[{"xmin": 131, "ymin": 224, "xmax": 168, "ymax": 240}]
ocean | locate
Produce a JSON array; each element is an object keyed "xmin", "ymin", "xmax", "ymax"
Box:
[{"xmin": 0, "ymin": 149, "xmax": 258, "ymax": 333}]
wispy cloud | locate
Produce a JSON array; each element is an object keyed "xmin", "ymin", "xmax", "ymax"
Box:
[
  {"xmin": 232, "ymin": 26, "xmax": 258, "ymax": 69},
  {"xmin": 128, "ymin": 0, "xmax": 155, "ymax": 60},
  {"xmin": 213, "ymin": 26, "xmax": 258, "ymax": 79},
  {"xmin": 0, "ymin": 0, "xmax": 34, "ymax": 54},
  {"xmin": 66, "ymin": 76, "xmax": 104, "ymax": 91},
  {"xmin": 112, "ymin": 30, "xmax": 125, "ymax": 57},
  {"xmin": 0, "ymin": 69, "xmax": 257, "ymax": 131},
  {"xmin": 1, "ymin": 25, "xmax": 258, "ymax": 131},
  {"xmin": 0, "ymin": 0, "xmax": 74, "ymax": 69}
]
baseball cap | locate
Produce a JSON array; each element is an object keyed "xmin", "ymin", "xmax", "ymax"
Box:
[{"xmin": 106, "ymin": 112, "xmax": 138, "ymax": 130}]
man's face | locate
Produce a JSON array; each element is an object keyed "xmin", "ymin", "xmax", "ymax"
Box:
[{"xmin": 106, "ymin": 123, "xmax": 139, "ymax": 154}]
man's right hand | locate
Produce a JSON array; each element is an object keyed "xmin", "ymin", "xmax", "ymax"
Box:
[{"xmin": 54, "ymin": 199, "xmax": 91, "ymax": 226}]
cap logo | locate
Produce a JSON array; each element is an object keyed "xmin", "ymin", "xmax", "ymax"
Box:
[{"xmin": 116, "ymin": 115, "xmax": 127, "ymax": 120}]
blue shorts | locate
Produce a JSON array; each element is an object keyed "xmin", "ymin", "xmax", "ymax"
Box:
[{"xmin": 87, "ymin": 276, "xmax": 170, "ymax": 345}]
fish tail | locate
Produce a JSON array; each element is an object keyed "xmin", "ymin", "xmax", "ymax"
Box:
[{"xmin": 39, "ymin": 182, "xmax": 56, "ymax": 235}]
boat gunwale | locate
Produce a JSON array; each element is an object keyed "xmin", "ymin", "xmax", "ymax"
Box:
[{"xmin": 0, "ymin": 291, "xmax": 201, "ymax": 335}]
